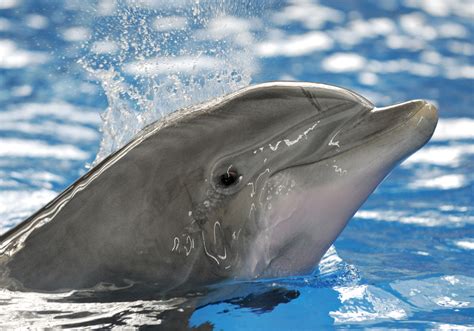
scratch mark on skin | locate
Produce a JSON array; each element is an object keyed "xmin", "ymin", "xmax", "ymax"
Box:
[
  {"xmin": 269, "ymin": 121, "xmax": 320, "ymax": 151},
  {"xmin": 232, "ymin": 228, "xmax": 242, "ymax": 240},
  {"xmin": 218, "ymin": 247, "xmax": 227, "ymax": 260},
  {"xmin": 256, "ymin": 168, "xmax": 270, "ymax": 189},
  {"xmin": 247, "ymin": 168, "xmax": 270, "ymax": 198},
  {"xmin": 269, "ymin": 141, "xmax": 282, "ymax": 151},
  {"xmin": 284, "ymin": 135, "xmax": 304, "ymax": 146},
  {"xmin": 258, "ymin": 183, "xmax": 267, "ymax": 208},
  {"xmin": 417, "ymin": 116, "xmax": 424, "ymax": 127},
  {"xmin": 329, "ymin": 130, "xmax": 341, "ymax": 148},
  {"xmin": 303, "ymin": 120, "xmax": 320, "ymax": 138},
  {"xmin": 214, "ymin": 221, "xmax": 221, "ymax": 244},
  {"xmin": 171, "ymin": 237, "xmax": 179, "ymax": 252},
  {"xmin": 184, "ymin": 235, "xmax": 194, "ymax": 256},
  {"xmin": 247, "ymin": 182, "xmax": 255, "ymax": 197},
  {"xmin": 283, "ymin": 120, "xmax": 321, "ymax": 147},
  {"xmin": 255, "ymin": 169, "xmax": 271, "ymax": 208},
  {"xmin": 213, "ymin": 221, "xmax": 228, "ymax": 260},
  {"xmin": 249, "ymin": 203, "xmax": 256, "ymax": 219},
  {"xmin": 333, "ymin": 165, "xmax": 347, "ymax": 174},
  {"xmin": 202, "ymin": 232, "xmax": 219, "ymax": 265}
]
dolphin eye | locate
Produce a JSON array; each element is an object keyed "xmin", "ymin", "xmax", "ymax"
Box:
[{"xmin": 219, "ymin": 168, "xmax": 240, "ymax": 187}]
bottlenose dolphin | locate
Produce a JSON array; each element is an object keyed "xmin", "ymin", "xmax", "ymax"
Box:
[{"xmin": 0, "ymin": 82, "xmax": 438, "ymax": 293}]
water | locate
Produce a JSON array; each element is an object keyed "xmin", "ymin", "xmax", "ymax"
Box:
[{"xmin": 0, "ymin": 0, "xmax": 473, "ymax": 329}]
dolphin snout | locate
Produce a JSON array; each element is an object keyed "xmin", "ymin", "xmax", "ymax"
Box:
[
  {"xmin": 369, "ymin": 99, "xmax": 438, "ymax": 139},
  {"xmin": 392, "ymin": 99, "xmax": 438, "ymax": 147},
  {"xmin": 412, "ymin": 100, "xmax": 438, "ymax": 139}
]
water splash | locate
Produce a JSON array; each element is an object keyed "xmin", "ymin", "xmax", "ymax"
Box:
[{"xmin": 79, "ymin": 0, "xmax": 267, "ymax": 164}]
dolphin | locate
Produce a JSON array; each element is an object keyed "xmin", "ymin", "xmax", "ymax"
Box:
[{"xmin": 0, "ymin": 82, "xmax": 438, "ymax": 293}]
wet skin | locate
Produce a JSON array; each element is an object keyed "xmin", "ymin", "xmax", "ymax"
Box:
[{"xmin": 0, "ymin": 82, "xmax": 438, "ymax": 293}]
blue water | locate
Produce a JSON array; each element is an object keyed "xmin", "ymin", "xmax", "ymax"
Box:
[{"xmin": 0, "ymin": 0, "xmax": 473, "ymax": 329}]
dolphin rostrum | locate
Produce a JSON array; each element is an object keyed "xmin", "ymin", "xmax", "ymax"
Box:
[{"xmin": 0, "ymin": 82, "xmax": 438, "ymax": 293}]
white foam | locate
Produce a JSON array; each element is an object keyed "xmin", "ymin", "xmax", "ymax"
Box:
[
  {"xmin": 0, "ymin": 121, "xmax": 99, "ymax": 142},
  {"xmin": 96, "ymin": 0, "xmax": 116, "ymax": 15},
  {"xmin": 445, "ymin": 65, "xmax": 474, "ymax": 79},
  {"xmin": 0, "ymin": 18, "xmax": 11, "ymax": 31},
  {"xmin": 439, "ymin": 205, "xmax": 468, "ymax": 212},
  {"xmin": 0, "ymin": 190, "xmax": 57, "ymax": 234},
  {"xmin": 368, "ymin": 59, "xmax": 436, "ymax": 76},
  {"xmin": 62, "ymin": 27, "xmax": 91, "ymax": 42},
  {"xmin": 154, "ymin": 16, "xmax": 187, "ymax": 32},
  {"xmin": 399, "ymin": 13, "xmax": 437, "ymax": 40},
  {"xmin": 25, "ymin": 14, "xmax": 48, "ymax": 29},
  {"xmin": 404, "ymin": 0, "xmax": 474, "ymax": 18},
  {"xmin": 0, "ymin": 139, "xmax": 89, "ymax": 160},
  {"xmin": 0, "ymin": 288, "xmax": 178, "ymax": 328},
  {"xmin": 0, "ymin": 39, "xmax": 49, "ymax": 69},
  {"xmin": 0, "ymin": 102, "xmax": 100, "ymax": 125},
  {"xmin": 355, "ymin": 210, "xmax": 474, "ymax": 227},
  {"xmin": 83, "ymin": 3, "xmax": 255, "ymax": 163},
  {"xmin": 199, "ymin": 16, "xmax": 255, "ymax": 47},
  {"xmin": 11, "ymin": 85, "xmax": 33, "ymax": 97},
  {"xmin": 1, "ymin": 170, "xmax": 64, "ymax": 191},
  {"xmin": 0, "ymin": 0, "xmax": 19, "ymax": 10},
  {"xmin": 331, "ymin": 275, "xmax": 474, "ymax": 325},
  {"xmin": 432, "ymin": 118, "xmax": 474, "ymax": 141},
  {"xmin": 10, "ymin": 170, "xmax": 64, "ymax": 185},
  {"xmin": 403, "ymin": 144, "xmax": 474, "ymax": 167},
  {"xmin": 386, "ymin": 34, "xmax": 425, "ymax": 50},
  {"xmin": 257, "ymin": 31, "xmax": 333, "ymax": 57},
  {"xmin": 358, "ymin": 72, "xmax": 379, "ymax": 86},
  {"xmin": 391, "ymin": 275, "xmax": 474, "ymax": 310},
  {"xmin": 437, "ymin": 22, "xmax": 468, "ymax": 38},
  {"xmin": 91, "ymin": 40, "xmax": 118, "ymax": 54},
  {"xmin": 124, "ymin": 56, "xmax": 223, "ymax": 76},
  {"xmin": 322, "ymin": 53, "xmax": 366, "ymax": 72},
  {"xmin": 454, "ymin": 240, "xmax": 474, "ymax": 250},
  {"xmin": 272, "ymin": 0, "xmax": 344, "ymax": 29},
  {"xmin": 337, "ymin": 285, "xmax": 368, "ymax": 303},
  {"xmin": 436, "ymin": 324, "xmax": 474, "ymax": 330},
  {"xmin": 331, "ymin": 285, "xmax": 408, "ymax": 323},
  {"xmin": 448, "ymin": 41, "xmax": 474, "ymax": 56},
  {"xmin": 333, "ymin": 17, "xmax": 397, "ymax": 46},
  {"xmin": 408, "ymin": 174, "xmax": 467, "ymax": 190}
]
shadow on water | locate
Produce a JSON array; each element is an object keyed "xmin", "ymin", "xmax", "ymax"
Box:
[
  {"xmin": 48, "ymin": 282, "xmax": 301, "ymax": 329},
  {"xmin": 41, "ymin": 248, "xmax": 357, "ymax": 329}
]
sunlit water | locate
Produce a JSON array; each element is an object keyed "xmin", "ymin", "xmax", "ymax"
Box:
[{"xmin": 0, "ymin": 0, "xmax": 473, "ymax": 329}]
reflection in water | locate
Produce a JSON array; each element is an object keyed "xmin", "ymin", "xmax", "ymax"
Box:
[{"xmin": 0, "ymin": 247, "xmax": 355, "ymax": 328}]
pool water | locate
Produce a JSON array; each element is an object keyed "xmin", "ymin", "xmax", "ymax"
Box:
[{"xmin": 0, "ymin": 0, "xmax": 473, "ymax": 329}]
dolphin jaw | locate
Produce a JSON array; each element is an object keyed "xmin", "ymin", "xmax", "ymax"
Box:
[{"xmin": 239, "ymin": 99, "xmax": 438, "ymax": 280}]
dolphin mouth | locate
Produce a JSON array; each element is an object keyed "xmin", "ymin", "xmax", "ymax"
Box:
[{"xmin": 273, "ymin": 99, "xmax": 438, "ymax": 174}]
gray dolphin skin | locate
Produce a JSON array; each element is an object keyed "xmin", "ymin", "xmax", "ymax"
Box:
[{"xmin": 0, "ymin": 82, "xmax": 438, "ymax": 293}]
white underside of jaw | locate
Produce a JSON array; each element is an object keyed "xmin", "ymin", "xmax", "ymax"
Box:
[{"xmin": 240, "ymin": 159, "xmax": 390, "ymax": 279}]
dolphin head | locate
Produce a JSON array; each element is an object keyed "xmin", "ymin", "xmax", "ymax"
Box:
[
  {"xmin": 0, "ymin": 82, "xmax": 437, "ymax": 293},
  {"xmin": 172, "ymin": 82, "xmax": 437, "ymax": 282},
  {"xmin": 0, "ymin": 80, "xmax": 438, "ymax": 294}
]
